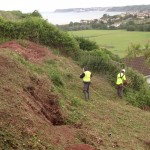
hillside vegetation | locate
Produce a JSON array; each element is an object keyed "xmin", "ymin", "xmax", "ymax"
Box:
[{"xmin": 0, "ymin": 11, "xmax": 150, "ymax": 150}]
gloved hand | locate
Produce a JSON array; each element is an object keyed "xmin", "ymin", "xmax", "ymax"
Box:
[{"xmin": 123, "ymin": 80, "xmax": 128, "ymax": 86}]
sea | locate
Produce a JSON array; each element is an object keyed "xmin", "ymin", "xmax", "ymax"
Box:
[{"xmin": 41, "ymin": 11, "xmax": 123, "ymax": 25}]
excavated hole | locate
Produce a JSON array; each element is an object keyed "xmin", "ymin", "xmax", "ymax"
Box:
[{"xmin": 24, "ymin": 86, "xmax": 65, "ymax": 126}]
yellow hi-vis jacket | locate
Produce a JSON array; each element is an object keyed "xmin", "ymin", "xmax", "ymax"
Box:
[
  {"xmin": 116, "ymin": 72, "xmax": 126, "ymax": 85},
  {"xmin": 83, "ymin": 71, "xmax": 91, "ymax": 82}
]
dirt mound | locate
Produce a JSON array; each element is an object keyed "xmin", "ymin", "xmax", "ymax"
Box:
[{"xmin": 0, "ymin": 40, "xmax": 52, "ymax": 63}]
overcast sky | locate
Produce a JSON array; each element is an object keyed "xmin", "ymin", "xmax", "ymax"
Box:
[{"xmin": 0, "ymin": 0, "xmax": 150, "ymax": 12}]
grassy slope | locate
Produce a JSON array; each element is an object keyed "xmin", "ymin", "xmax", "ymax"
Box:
[
  {"xmin": 69, "ymin": 30, "xmax": 150, "ymax": 58},
  {"xmin": 0, "ymin": 50, "xmax": 57, "ymax": 149},
  {"xmin": 56, "ymin": 56, "xmax": 150, "ymax": 150},
  {"xmin": 0, "ymin": 46, "xmax": 150, "ymax": 150},
  {"xmin": 0, "ymin": 11, "xmax": 21, "ymax": 21}
]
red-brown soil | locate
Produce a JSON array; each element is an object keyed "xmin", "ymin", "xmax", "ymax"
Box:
[
  {"xmin": 0, "ymin": 40, "xmax": 52, "ymax": 63},
  {"xmin": 66, "ymin": 144, "xmax": 96, "ymax": 150}
]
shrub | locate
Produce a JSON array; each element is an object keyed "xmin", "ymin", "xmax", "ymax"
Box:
[
  {"xmin": 127, "ymin": 25, "xmax": 135, "ymax": 31},
  {"xmin": 75, "ymin": 36, "xmax": 99, "ymax": 51},
  {"xmin": 0, "ymin": 17, "xmax": 80, "ymax": 60},
  {"xmin": 143, "ymin": 24, "xmax": 150, "ymax": 31},
  {"xmin": 126, "ymin": 90, "xmax": 150, "ymax": 109},
  {"xmin": 126, "ymin": 68, "xmax": 147, "ymax": 91},
  {"xmin": 136, "ymin": 91, "xmax": 150, "ymax": 109},
  {"xmin": 30, "ymin": 10, "xmax": 42, "ymax": 18},
  {"xmin": 79, "ymin": 49, "xmax": 119, "ymax": 74}
]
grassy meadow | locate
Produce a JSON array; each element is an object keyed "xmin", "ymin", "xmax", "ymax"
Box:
[{"xmin": 69, "ymin": 30, "xmax": 150, "ymax": 58}]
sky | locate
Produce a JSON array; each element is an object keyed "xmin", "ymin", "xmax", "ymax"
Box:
[{"xmin": 0, "ymin": 0, "xmax": 150, "ymax": 13}]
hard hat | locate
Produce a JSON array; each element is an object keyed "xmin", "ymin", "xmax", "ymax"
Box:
[{"xmin": 121, "ymin": 69, "xmax": 125, "ymax": 72}]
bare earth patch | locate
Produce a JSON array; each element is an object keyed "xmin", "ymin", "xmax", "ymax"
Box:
[
  {"xmin": 65, "ymin": 144, "xmax": 95, "ymax": 150},
  {"xmin": 0, "ymin": 40, "xmax": 52, "ymax": 63}
]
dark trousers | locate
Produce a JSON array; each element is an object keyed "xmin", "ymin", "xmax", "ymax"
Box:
[
  {"xmin": 117, "ymin": 84, "xmax": 123, "ymax": 98},
  {"xmin": 83, "ymin": 82, "xmax": 90, "ymax": 99}
]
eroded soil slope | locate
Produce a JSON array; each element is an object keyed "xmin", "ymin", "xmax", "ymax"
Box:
[{"xmin": 0, "ymin": 40, "xmax": 95, "ymax": 150}]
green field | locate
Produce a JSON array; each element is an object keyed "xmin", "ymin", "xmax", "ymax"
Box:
[{"xmin": 69, "ymin": 30, "xmax": 150, "ymax": 58}]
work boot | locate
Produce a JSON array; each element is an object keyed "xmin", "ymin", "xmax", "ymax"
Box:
[
  {"xmin": 84, "ymin": 92, "xmax": 88, "ymax": 100},
  {"xmin": 87, "ymin": 92, "xmax": 90, "ymax": 99}
]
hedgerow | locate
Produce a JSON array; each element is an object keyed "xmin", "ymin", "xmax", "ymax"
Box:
[{"xmin": 0, "ymin": 17, "xmax": 80, "ymax": 60}]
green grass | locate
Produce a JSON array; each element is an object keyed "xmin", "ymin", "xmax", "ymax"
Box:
[{"xmin": 69, "ymin": 30, "xmax": 150, "ymax": 58}]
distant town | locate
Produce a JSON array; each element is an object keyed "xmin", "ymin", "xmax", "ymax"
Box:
[
  {"xmin": 80, "ymin": 11, "xmax": 150, "ymax": 27},
  {"xmin": 57, "ymin": 9, "xmax": 150, "ymax": 31}
]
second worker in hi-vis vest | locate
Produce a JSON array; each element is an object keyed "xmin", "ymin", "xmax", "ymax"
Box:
[
  {"xmin": 116, "ymin": 69, "xmax": 127, "ymax": 98},
  {"xmin": 80, "ymin": 66, "xmax": 92, "ymax": 100}
]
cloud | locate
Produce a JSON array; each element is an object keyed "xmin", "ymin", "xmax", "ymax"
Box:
[{"xmin": 0, "ymin": 0, "xmax": 150, "ymax": 12}]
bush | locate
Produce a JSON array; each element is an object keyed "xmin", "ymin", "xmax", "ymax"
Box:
[
  {"xmin": 126, "ymin": 90, "xmax": 150, "ymax": 109},
  {"xmin": 137, "ymin": 91, "xmax": 150, "ymax": 109},
  {"xmin": 75, "ymin": 36, "xmax": 99, "ymax": 51},
  {"xmin": 0, "ymin": 17, "xmax": 80, "ymax": 60},
  {"xmin": 127, "ymin": 25, "xmax": 135, "ymax": 31},
  {"xmin": 126, "ymin": 68, "xmax": 147, "ymax": 91},
  {"xmin": 30, "ymin": 10, "xmax": 42, "ymax": 18},
  {"xmin": 78, "ymin": 49, "xmax": 119, "ymax": 84},
  {"xmin": 143, "ymin": 24, "xmax": 150, "ymax": 31}
]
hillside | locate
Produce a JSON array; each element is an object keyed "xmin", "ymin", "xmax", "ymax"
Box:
[
  {"xmin": 54, "ymin": 4, "xmax": 150, "ymax": 13},
  {"xmin": 0, "ymin": 40, "xmax": 150, "ymax": 150},
  {"xmin": 108, "ymin": 5, "xmax": 150, "ymax": 12}
]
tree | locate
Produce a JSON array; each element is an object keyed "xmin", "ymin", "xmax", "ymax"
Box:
[
  {"xmin": 126, "ymin": 41, "xmax": 150, "ymax": 66},
  {"xmin": 30, "ymin": 10, "xmax": 42, "ymax": 18},
  {"xmin": 143, "ymin": 41, "xmax": 150, "ymax": 64},
  {"xmin": 127, "ymin": 25, "xmax": 135, "ymax": 31},
  {"xmin": 126, "ymin": 43, "xmax": 141, "ymax": 59},
  {"xmin": 102, "ymin": 14, "xmax": 110, "ymax": 19}
]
